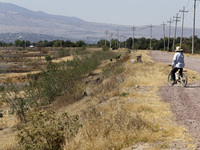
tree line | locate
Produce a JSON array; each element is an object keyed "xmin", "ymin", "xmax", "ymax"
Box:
[
  {"xmin": 98, "ymin": 35, "xmax": 200, "ymax": 54},
  {"xmin": 1, "ymin": 36, "xmax": 200, "ymax": 54},
  {"xmin": 0, "ymin": 39, "xmax": 87, "ymax": 48}
]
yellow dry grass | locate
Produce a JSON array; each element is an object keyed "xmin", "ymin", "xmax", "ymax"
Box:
[
  {"xmin": 52, "ymin": 55, "xmax": 73, "ymax": 63},
  {"xmin": 61, "ymin": 50, "xmax": 199, "ymax": 150},
  {"xmin": 0, "ymin": 55, "xmax": 74, "ymax": 82},
  {"xmin": 1, "ymin": 49, "xmax": 199, "ymax": 150}
]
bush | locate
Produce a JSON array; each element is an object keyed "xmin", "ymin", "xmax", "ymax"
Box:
[
  {"xmin": 58, "ymin": 48, "xmax": 70, "ymax": 57},
  {"xmin": 16, "ymin": 109, "xmax": 81, "ymax": 150},
  {"xmin": 2, "ymin": 83, "xmax": 27, "ymax": 121},
  {"xmin": 45, "ymin": 55, "xmax": 52, "ymax": 62},
  {"xmin": 102, "ymin": 45, "xmax": 109, "ymax": 51},
  {"xmin": 2, "ymin": 50, "xmax": 119, "ymax": 120}
]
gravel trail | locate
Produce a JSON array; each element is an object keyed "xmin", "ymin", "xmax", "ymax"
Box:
[{"xmin": 148, "ymin": 50, "xmax": 200, "ymax": 149}]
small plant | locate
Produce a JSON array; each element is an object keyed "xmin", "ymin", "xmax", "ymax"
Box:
[
  {"xmin": 120, "ymin": 92, "xmax": 129, "ymax": 97},
  {"xmin": 58, "ymin": 48, "xmax": 70, "ymax": 57},
  {"xmin": 2, "ymin": 82, "xmax": 27, "ymax": 121},
  {"xmin": 114, "ymin": 65, "xmax": 125, "ymax": 74},
  {"xmin": 45, "ymin": 55, "xmax": 52, "ymax": 62},
  {"xmin": 102, "ymin": 45, "xmax": 109, "ymax": 51},
  {"xmin": 16, "ymin": 109, "xmax": 81, "ymax": 150},
  {"xmin": 0, "ymin": 85, "xmax": 5, "ymax": 92}
]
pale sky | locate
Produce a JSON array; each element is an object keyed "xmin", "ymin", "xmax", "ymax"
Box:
[{"xmin": 0, "ymin": 0, "xmax": 199, "ymax": 28}]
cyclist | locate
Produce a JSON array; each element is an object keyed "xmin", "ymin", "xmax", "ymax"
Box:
[{"xmin": 170, "ymin": 46, "xmax": 185, "ymax": 85}]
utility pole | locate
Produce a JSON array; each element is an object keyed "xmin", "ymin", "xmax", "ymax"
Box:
[
  {"xmin": 167, "ymin": 18, "xmax": 173, "ymax": 51},
  {"xmin": 161, "ymin": 22, "xmax": 166, "ymax": 50},
  {"xmin": 117, "ymin": 27, "xmax": 120, "ymax": 48},
  {"xmin": 110, "ymin": 32, "xmax": 113, "ymax": 49},
  {"xmin": 115, "ymin": 34, "xmax": 118, "ymax": 48},
  {"xmin": 131, "ymin": 26, "xmax": 136, "ymax": 50},
  {"xmin": 123, "ymin": 36, "xmax": 126, "ymax": 48},
  {"xmin": 192, "ymin": 0, "xmax": 199, "ymax": 54},
  {"xmin": 105, "ymin": 30, "xmax": 108, "ymax": 46},
  {"xmin": 179, "ymin": 6, "xmax": 188, "ymax": 48},
  {"xmin": 172, "ymin": 13, "xmax": 180, "ymax": 51},
  {"xmin": 149, "ymin": 24, "xmax": 154, "ymax": 50}
]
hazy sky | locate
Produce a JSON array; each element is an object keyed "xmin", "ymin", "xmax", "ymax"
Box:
[{"xmin": 0, "ymin": 0, "xmax": 199, "ymax": 28}]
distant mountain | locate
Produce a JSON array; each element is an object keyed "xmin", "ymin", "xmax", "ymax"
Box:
[{"xmin": 0, "ymin": 2, "xmax": 197, "ymax": 43}]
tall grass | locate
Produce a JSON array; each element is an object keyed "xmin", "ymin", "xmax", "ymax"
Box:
[
  {"xmin": 63, "ymin": 50, "xmax": 199, "ymax": 149},
  {"xmin": 2, "ymin": 50, "xmax": 118, "ymax": 119},
  {"xmin": 3, "ymin": 49, "xmax": 199, "ymax": 149}
]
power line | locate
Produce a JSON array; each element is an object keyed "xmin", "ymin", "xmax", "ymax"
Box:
[
  {"xmin": 131, "ymin": 26, "xmax": 136, "ymax": 50},
  {"xmin": 161, "ymin": 22, "xmax": 166, "ymax": 50},
  {"xmin": 110, "ymin": 32, "xmax": 113, "ymax": 49},
  {"xmin": 179, "ymin": 6, "xmax": 188, "ymax": 48},
  {"xmin": 105, "ymin": 30, "xmax": 108, "ymax": 46},
  {"xmin": 186, "ymin": 0, "xmax": 192, "ymax": 8},
  {"xmin": 192, "ymin": 0, "xmax": 200, "ymax": 54},
  {"xmin": 148, "ymin": 24, "xmax": 154, "ymax": 50},
  {"xmin": 172, "ymin": 13, "xmax": 181, "ymax": 51},
  {"xmin": 167, "ymin": 18, "xmax": 173, "ymax": 51},
  {"xmin": 117, "ymin": 27, "xmax": 120, "ymax": 48}
]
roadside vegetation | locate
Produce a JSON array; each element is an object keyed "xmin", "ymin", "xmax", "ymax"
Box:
[
  {"xmin": 0, "ymin": 46, "xmax": 200, "ymax": 149},
  {"xmin": 98, "ymin": 35, "xmax": 200, "ymax": 54},
  {"xmin": 1, "ymin": 34, "xmax": 200, "ymax": 54}
]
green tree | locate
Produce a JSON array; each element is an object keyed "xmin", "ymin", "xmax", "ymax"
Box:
[
  {"xmin": 15, "ymin": 39, "xmax": 20, "ymax": 47},
  {"xmin": 53, "ymin": 40, "xmax": 64, "ymax": 47},
  {"xmin": 76, "ymin": 40, "xmax": 86, "ymax": 47},
  {"xmin": 126, "ymin": 38, "xmax": 133, "ymax": 49},
  {"xmin": 97, "ymin": 39, "xmax": 110, "ymax": 47},
  {"xmin": 36, "ymin": 41, "xmax": 46, "ymax": 48},
  {"xmin": 135, "ymin": 37, "xmax": 148, "ymax": 49},
  {"xmin": 64, "ymin": 40, "xmax": 73, "ymax": 47}
]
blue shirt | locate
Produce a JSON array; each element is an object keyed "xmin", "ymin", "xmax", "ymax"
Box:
[{"xmin": 172, "ymin": 52, "xmax": 185, "ymax": 68}]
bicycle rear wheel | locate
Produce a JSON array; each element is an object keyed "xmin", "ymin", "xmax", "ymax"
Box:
[
  {"xmin": 179, "ymin": 73, "xmax": 187, "ymax": 87},
  {"xmin": 168, "ymin": 73, "xmax": 174, "ymax": 87}
]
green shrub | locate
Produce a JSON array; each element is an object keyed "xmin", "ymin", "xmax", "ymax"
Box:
[
  {"xmin": 58, "ymin": 48, "xmax": 70, "ymax": 57},
  {"xmin": 114, "ymin": 65, "xmax": 125, "ymax": 74},
  {"xmin": 102, "ymin": 45, "xmax": 109, "ymax": 51},
  {"xmin": 120, "ymin": 92, "xmax": 129, "ymax": 97},
  {"xmin": 2, "ymin": 83, "xmax": 27, "ymax": 121},
  {"xmin": 3, "ymin": 50, "xmax": 120, "ymax": 120},
  {"xmin": 0, "ymin": 85, "xmax": 5, "ymax": 92},
  {"xmin": 16, "ymin": 110, "xmax": 81, "ymax": 150},
  {"xmin": 45, "ymin": 55, "xmax": 52, "ymax": 62}
]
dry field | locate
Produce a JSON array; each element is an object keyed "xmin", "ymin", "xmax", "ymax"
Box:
[{"xmin": 0, "ymin": 49, "xmax": 199, "ymax": 150}]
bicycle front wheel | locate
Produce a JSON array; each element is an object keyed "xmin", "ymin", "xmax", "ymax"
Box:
[
  {"xmin": 168, "ymin": 73, "xmax": 174, "ymax": 87},
  {"xmin": 180, "ymin": 73, "xmax": 187, "ymax": 87}
]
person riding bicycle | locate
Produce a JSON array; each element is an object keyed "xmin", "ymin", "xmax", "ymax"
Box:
[{"xmin": 171, "ymin": 46, "xmax": 185, "ymax": 85}]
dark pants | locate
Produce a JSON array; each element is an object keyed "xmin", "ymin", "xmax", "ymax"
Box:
[{"xmin": 171, "ymin": 68, "xmax": 183, "ymax": 81}]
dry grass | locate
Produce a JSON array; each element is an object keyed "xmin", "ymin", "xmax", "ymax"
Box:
[
  {"xmin": 0, "ymin": 114, "xmax": 18, "ymax": 150},
  {"xmin": 1, "ymin": 49, "xmax": 200, "ymax": 150},
  {"xmin": 60, "ymin": 50, "xmax": 199, "ymax": 150}
]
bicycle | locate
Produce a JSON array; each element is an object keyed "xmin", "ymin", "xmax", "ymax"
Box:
[{"xmin": 168, "ymin": 70, "xmax": 188, "ymax": 87}]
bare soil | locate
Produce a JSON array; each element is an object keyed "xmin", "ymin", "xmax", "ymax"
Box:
[{"xmin": 149, "ymin": 50, "xmax": 200, "ymax": 149}]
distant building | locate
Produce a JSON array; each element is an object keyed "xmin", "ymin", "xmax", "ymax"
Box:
[{"xmin": 29, "ymin": 45, "xmax": 34, "ymax": 48}]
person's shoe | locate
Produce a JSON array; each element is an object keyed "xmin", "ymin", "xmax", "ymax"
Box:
[
  {"xmin": 177, "ymin": 77, "xmax": 181, "ymax": 82},
  {"xmin": 172, "ymin": 81, "xmax": 177, "ymax": 85}
]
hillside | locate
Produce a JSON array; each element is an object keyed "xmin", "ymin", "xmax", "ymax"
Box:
[{"xmin": 0, "ymin": 2, "xmax": 197, "ymax": 43}]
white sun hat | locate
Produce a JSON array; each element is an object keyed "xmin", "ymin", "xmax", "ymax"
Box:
[{"xmin": 175, "ymin": 46, "xmax": 183, "ymax": 52}]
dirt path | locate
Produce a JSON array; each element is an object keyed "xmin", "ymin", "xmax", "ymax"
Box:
[{"xmin": 149, "ymin": 50, "xmax": 200, "ymax": 149}]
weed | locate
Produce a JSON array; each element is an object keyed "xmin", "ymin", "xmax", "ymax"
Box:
[
  {"xmin": 58, "ymin": 48, "xmax": 70, "ymax": 58},
  {"xmin": 16, "ymin": 109, "xmax": 81, "ymax": 150},
  {"xmin": 102, "ymin": 45, "xmax": 109, "ymax": 51},
  {"xmin": 120, "ymin": 92, "xmax": 129, "ymax": 97},
  {"xmin": 2, "ymin": 82, "xmax": 27, "ymax": 121},
  {"xmin": 45, "ymin": 55, "xmax": 52, "ymax": 62}
]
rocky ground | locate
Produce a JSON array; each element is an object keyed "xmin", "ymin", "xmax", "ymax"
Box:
[{"xmin": 149, "ymin": 50, "xmax": 200, "ymax": 149}]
